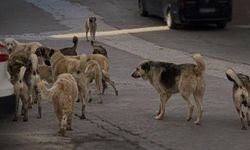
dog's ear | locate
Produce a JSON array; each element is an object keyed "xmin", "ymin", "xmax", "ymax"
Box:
[
  {"xmin": 141, "ymin": 61, "xmax": 151, "ymax": 72},
  {"xmin": 35, "ymin": 47, "xmax": 42, "ymax": 56},
  {"xmin": 49, "ymin": 49, "xmax": 55, "ymax": 57}
]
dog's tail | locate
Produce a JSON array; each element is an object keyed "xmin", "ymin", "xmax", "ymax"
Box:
[
  {"xmin": 30, "ymin": 54, "xmax": 41, "ymax": 84},
  {"xmin": 85, "ymin": 60, "xmax": 103, "ymax": 92},
  {"xmin": 18, "ymin": 66, "xmax": 27, "ymax": 83},
  {"xmin": 37, "ymin": 79, "xmax": 64, "ymax": 99},
  {"xmin": 193, "ymin": 53, "xmax": 205, "ymax": 76},
  {"xmin": 226, "ymin": 68, "xmax": 243, "ymax": 87},
  {"xmin": 72, "ymin": 36, "xmax": 78, "ymax": 50}
]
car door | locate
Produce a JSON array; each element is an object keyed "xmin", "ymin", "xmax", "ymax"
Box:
[{"xmin": 145, "ymin": 0, "xmax": 163, "ymax": 16}]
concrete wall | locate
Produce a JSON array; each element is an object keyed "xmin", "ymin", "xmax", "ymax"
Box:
[{"xmin": 232, "ymin": 0, "xmax": 250, "ymax": 25}]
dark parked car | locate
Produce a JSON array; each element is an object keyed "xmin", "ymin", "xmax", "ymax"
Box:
[{"xmin": 138, "ymin": 0, "xmax": 232, "ymax": 29}]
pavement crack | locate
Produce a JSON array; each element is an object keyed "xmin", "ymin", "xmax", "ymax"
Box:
[{"xmin": 87, "ymin": 113, "xmax": 172, "ymax": 150}]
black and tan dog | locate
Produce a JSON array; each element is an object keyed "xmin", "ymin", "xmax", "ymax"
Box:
[
  {"xmin": 91, "ymin": 41, "xmax": 108, "ymax": 58},
  {"xmin": 85, "ymin": 16, "xmax": 97, "ymax": 41},
  {"xmin": 226, "ymin": 68, "xmax": 250, "ymax": 130},
  {"xmin": 131, "ymin": 54, "xmax": 205, "ymax": 125}
]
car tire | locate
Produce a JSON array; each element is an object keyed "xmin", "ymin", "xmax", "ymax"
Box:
[
  {"xmin": 216, "ymin": 22, "xmax": 226, "ymax": 29},
  {"xmin": 165, "ymin": 10, "xmax": 177, "ymax": 29},
  {"xmin": 138, "ymin": 0, "xmax": 148, "ymax": 16}
]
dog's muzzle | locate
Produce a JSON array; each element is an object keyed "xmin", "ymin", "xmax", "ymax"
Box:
[
  {"xmin": 131, "ymin": 72, "xmax": 140, "ymax": 78},
  {"xmin": 45, "ymin": 60, "xmax": 51, "ymax": 66}
]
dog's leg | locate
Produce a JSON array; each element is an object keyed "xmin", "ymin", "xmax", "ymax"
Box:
[
  {"xmin": 247, "ymin": 106, "xmax": 250, "ymax": 126},
  {"xmin": 85, "ymin": 27, "xmax": 89, "ymax": 41},
  {"xmin": 59, "ymin": 114, "xmax": 67, "ymax": 136},
  {"xmin": 236, "ymin": 104, "xmax": 247, "ymax": 130},
  {"xmin": 156, "ymin": 104, "xmax": 161, "ymax": 116},
  {"xmin": 13, "ymin": 96, "xmax": 19, "ymax": 121},
  {"xmin": 193, "ymin": 93, "xmax": 203, "ymax": 125},
  {"xmin": 155, "ymin": 94, "xmax": 171, "ymax": 120},
  {"xmin": 36, "ymin": 87, "xmax": 42, "ymax": 119},
  {"xmin": 181, "ymin": 94, "xmax": 194, "ymax": 122},
  {"xmin": 23, "ymin": 98, "xmax": 29, "ymax": 122},
  {"xmin": 102, "ymin": 71, "xmax": 118, "ymax": 95},
  {"xmin": 80, "ymin": 92, "xmax": 86, "ymax": 119},
  {"xmin": 66, "ymin": 113, "xmax": 73, "ymax": 130}
]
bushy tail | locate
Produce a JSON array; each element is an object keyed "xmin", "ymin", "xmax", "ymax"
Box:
[
  {"xmin": 193, "ymin": 54, "xmax": 205, "ymax": 76},
  {"xmin": 226, "ymin": 68, "xmax": 243, "ymax": 87},
  {"xmin": 37, "ymin": 80, "xmax": 58, "ymax": 98},
  {"xmin": 18, "ymin": 66, "xmax": 26, "ymax": 82}
]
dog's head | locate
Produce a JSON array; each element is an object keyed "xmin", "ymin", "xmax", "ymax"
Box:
[
  {"xmin": 35, "ymin": 46, "xmax": 55, "ymax": 66},
  {"xmin": 4, "ymin": 38, "xmax": 17, "ymax": 54},
  {"xmin": 131, "ymin": 61, "xmax": 152, "ymax": 80},
  {"xmin": 89, "ymin": 16, "xmax": 96, "ymax": 23}
]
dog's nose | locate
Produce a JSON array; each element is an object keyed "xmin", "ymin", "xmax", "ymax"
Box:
[{"xmin": 45, "ymin": 60, "xmax": 51, "ymax": 66}]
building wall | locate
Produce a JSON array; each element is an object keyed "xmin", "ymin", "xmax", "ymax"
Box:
[{"xmin": 232, "ymin": 0, "xmax": 250, "ymax": 25}]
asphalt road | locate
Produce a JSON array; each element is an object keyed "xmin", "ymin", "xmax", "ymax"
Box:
[{"xmin": 0, "ymin": 0, "xmax": 250, "ymax": 150}]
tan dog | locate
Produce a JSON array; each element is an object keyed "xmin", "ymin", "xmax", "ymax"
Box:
[
  {"xmin": 131, "ymin": 54, "xmax": 205, "ymax": 125},
  {"xmin": 13, "ymin": 66, "xmax": 30, "ymax": 122},
  {"xmin": 4, "ymin": 38, "xmax": 42, "ymax": 54},
  {"xmin": 37, "ymin": 64, "xmax": 52, "ymax": 83},
  {"xmin": 226, "ymin": 68, "xmax": 250, "ymax": 130},
  {"xmin": 37, "ymin": 73, "xmax": 78, "ymax": 136},
  {"xmin": 85, "ymin": 16, "xmax": 97, "ymax": 41}
]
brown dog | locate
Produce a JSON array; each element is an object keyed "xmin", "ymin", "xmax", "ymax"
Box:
[
  {"xmin": 85, "ymin": 16, "xmax": 97, "ymax": 41},
  {"xmin": 37, "ymin": 73, "xmax": 78, "ymax": 136},
  {"xmin": 91, "ymin": 41, "xmax": 108, "ymax": 58},
  {"xmin": 131, "ymin": 54, "xmax": 205, "ymax": 125},
  {"xmin": 226, "ymin": 68, "xmax": 250, "ymax": 130}
]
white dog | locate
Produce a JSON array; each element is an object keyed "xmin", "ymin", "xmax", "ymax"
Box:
[{"xmin": 4, "ymin": 38, "xmax": 42, "ymax": 54}]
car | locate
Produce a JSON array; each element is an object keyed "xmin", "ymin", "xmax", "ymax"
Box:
[
  {"xmin": 138, "ymin": 0, "xmax": 232, "ymax": 29},
  {"xmin": 0, "ymin": 44, "xmax": 15, "ymax": 115}
]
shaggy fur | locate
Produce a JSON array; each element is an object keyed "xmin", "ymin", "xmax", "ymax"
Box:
[
  {"xmin": 131, "ymin": 54, "xmax": 206, "ymax": 125},
  {"xmin": 59, "ymin": 36, "xmax": 78, "ymax": 56},
  {"xmin": 13, "ymin": 66, "xmax": 30, "ymax": 122},
  {"xmin": 226, "ymin": 68, "xmax": 250, "ymax": 130},
  {"xmin": 37, "ymin": 73, "xmax": 78, "ymax": 136},
  {"xmin": 91, "ymin": 41, "xmax": 108, "ymax": 58},
  {"xmin": 37, "ymin": 64, "xmax": 52, "ymax": 83},
  {"xmin": 85, "ymin": 16, "xmax": 97, "ymax": 41},
  {"xmin": 4, "ymin": 38, "xmax": 42, "ymax": 54}
]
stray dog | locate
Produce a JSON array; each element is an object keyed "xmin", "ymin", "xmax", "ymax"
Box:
[
  {"xmin": 85, "ymin": 16, "xmax": 97, "ymax": 41},
  {"xmin": 4, "ymin": 38, "xmax": 42, "ymax": 54},
  {"xmin": 37, "ymin": 64, "xmax": 52, "ymax": 83},
  {"xmin": 131, "ymin": 54, "xmax": 205, "ymax": 125},
  {"xmin": 91, "ymin": 41, "xmax": 108, "ymax": 57},
  {"xmin": 226, "ymin": 68, "xmax": 250, "ymax": 130},
  {"xmin": 13, "ymin": 66, "xmax": 30, "ymax": 122},
  {"xmin": 37, "ymin": 73, "xmax": 78, "ymax": 136},
  {"xmin": 59, "ymin": 36, "xmax": 78, "ymax": 56}
]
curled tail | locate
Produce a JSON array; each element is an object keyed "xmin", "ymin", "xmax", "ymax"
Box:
[
  {"xmin": 72, "ymin": 36, "xmax": 78, "ymax": 50},
  {"xmin": 193, "ymin": 54, "xmax": 205, "ymax": 76},
  {"xmin": 226, "ymin": 68, "xmax": 243, "ymax": 87},
  {"xmin": 18, "ymin": 66, "xmax": 27, "ymax": 82}
]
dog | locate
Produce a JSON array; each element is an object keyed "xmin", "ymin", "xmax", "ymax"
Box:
[
  {"xmin": 59, "ymin": 36, "xmax": 78, "ymax": 56},
  {"xmin": 37, "ymin": 64, "xmax": 52, "ymax": 83},
  {"xmin": 4, "ymin": 38, "xmax": 42, "ymax": 54},
  {"xmin": 37, "ymin": 73, "xmax": 78, "ymax": 136},
  {"xmin": 91, "ymin": 41, "xmax": 108, "ymax": 58},
  {"xmin": 13, "ymin": 66, "xmax": 30, "ymax": 122},
  {"xmin": 131, "ymin": 54, "xmax": 205, "ymax": 125},
  {"xmin": 226, "ymin": 68, "xmax": 250, "ymax": 130},
  {"xmin": 85, "ymin": 16, "xmax": 97, "ymax": 41}
]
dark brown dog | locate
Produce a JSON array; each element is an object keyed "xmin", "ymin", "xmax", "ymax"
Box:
[
  {"xmin": 91, "ymin": 41, "xmax": 108, "ymax": 58},
  {"xmin": 59, "ymin": 36, "xmax": 78, "ymax": 56}
]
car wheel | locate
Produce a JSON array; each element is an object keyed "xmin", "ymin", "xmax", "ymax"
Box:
[
  {"xmin": 165, "ymin": 10, "xmax": 177, "ymax": 29},
  {"xmin": 216, "ymin": 23, "xmax": 226, "ymax": 29},
  {"xmin": 138, "ymin": 0, "xmax": 148, "ymax": 16}
]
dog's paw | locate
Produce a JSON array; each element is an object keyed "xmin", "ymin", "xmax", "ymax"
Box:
[
  {"xmin": 241, "ymin": 126, "xmax": 247, "ymax": 130},
  {"xmin": 115, "ymin": 90, "xmax": 118, "ymax": 96},
  {"xmin": 37, "ymin": 115, "xmax": 41, "ymax": 119},
  {"xmin": 248, "ymin": 121, "xmax": 250, "ymax": 126},
  {"xmin": 186, "ymin": 116, "xmax": 192, "ymax": 122},
  {"xmin": 154, "ymin": 115, "xmax": 163, "ymax": 120},
  {"xmin": 23, "ymin": 118, "xmax": 28, "ymax": 122},
  {"xmin": 80, "ymin": 115, "xmax": 86, "ymax": 120},
  {"xmin": 88, "ymin": 98, "xmax": 92, "ymax": 103},
  {"xmin": 97, "ymin": 100, "xmax": 103, "ymax": 104},
  {"xmin": 194, "ymin": 120, "xmax": 201, "ymax": 125},
  {"xmin": 66, "ymin": 127, "xmax": 73, "ymax": 131}
]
